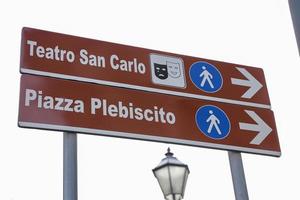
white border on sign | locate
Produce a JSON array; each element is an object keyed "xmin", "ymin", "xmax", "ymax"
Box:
[{"xmin": 18, "ymin": 121, "xmax": 281, "ymax": 157}]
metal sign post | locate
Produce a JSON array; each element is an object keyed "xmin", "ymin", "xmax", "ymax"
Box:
[
  {"xmin": 289, "ymin": 0, "xmax": 300, "ymax": 55},
  {"xmin": 63, "ymin": 132, "xmax": 78, "ymax": 200},
  {"xmin": 228, "ymin": 151, "xmax": 249, "ymax": 200}
]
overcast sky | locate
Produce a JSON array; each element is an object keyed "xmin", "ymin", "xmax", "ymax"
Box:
[{"xmin": 1, "ymin": 0, "xmax": 300, "ymax": 199}]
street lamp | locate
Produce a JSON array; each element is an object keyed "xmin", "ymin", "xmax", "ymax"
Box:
[{"xmin": 153, "ymin": 148, "xmax": 190, "ymax": 200}]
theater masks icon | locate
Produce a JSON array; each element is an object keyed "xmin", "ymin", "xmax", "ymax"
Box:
[{"xmin": 154, "ymin": 63, "xmax": 168, "ymax": 80}]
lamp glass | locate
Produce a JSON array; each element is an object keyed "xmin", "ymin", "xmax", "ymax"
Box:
[
  {"xmin": 169, "ymin": 165, "xmax": 186, "ymax": 194},
  {"xmin": 154, "ymin": 166, "xmax": 172, "ymax": 196}
]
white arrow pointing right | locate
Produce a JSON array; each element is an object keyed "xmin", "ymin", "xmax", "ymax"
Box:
[
  {"xmin": 231, "ymin": 67, "xmax": 263, "ymax": 99},
  {"xmin": 239, "ymin": 110, "xmax": 272, "ymax": 145}
]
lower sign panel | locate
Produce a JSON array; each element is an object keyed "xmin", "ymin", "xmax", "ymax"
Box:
[{"xmin": 18, "ymin": 75, "xmax": 281, "ymax": 156}]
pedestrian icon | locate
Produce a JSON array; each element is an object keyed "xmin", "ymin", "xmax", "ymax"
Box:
[
  {"xmin": 206, "ymin": 110, "xmax": 221, "ymax": 135},
  {"xmin": 200, "ymin": 66, "xmax": 214, "ymax": 88},
  {"xmin": 150, "ymin": 54, "xmax": 186, "ymax": 88},
  {"xmin": 195, "ymin": 105, "xmax": 230, "ymax": 140},
  {"xmin": 190, "ymin": 61, "xmax": 223, "ymax": 93}
]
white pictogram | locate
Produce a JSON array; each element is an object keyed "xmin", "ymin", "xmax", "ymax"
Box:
[
  {"xmin": 200, "ymin": 66, "xmax": 214, "ymax": 89},
  {"xmin": 206, "ymin": 110, "xmax": 221, "ymax": 135}
]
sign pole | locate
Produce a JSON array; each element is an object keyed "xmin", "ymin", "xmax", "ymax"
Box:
[
  {"xmin": 289, "ymin": 0, "xmax": 300, "ymax": 55},
  {"xmin": 63, "ymin": 132, "xmax": 78, "ymax": 200},
  {"xmin": 228, "ymin": 151, "xmax": 249, "ymax": 200}
]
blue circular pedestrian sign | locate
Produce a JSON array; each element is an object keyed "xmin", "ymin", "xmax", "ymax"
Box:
[
  {"xmin": 189, "ymin": 61, "xmax": 223, "ymax": 93},
  {"xmin": 195, "ymin": 105, "xmax": 231, "ymax": 140}
]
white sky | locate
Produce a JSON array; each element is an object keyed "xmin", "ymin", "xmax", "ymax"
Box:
[{"xmin": 1, "ymin": 0, "xmax": 300, "ymax": 199}]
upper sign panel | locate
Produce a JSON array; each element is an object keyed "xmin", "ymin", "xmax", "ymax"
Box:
[{"xmin": 20, "ymin": 27, "xmax": 271, "ymax": 108}]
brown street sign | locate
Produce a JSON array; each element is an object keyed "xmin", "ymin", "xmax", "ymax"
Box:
[
  {"xmin": 20, "ymin": 27, "xmax": 271, "ymax": 109},
  {"xmin": 18, "ymin": 75, "xmax": 280, "ymax": 157}
]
